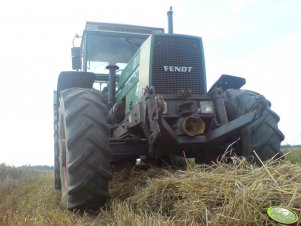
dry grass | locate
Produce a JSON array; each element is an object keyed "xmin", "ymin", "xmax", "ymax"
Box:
[
  {"xmin": 0, "ymin": 171, "xmax": 96, "ymax": 226},
  {"xmin": 0, "ymin": 163, "xmax": 41, "ymax": 193},
  {"xmin": 0, "ymin": 159, "xmax": 300, "ymax": 225},
  {"xmin": 106, "ymin": 158, "xmax": 301, "ymax": 226}
]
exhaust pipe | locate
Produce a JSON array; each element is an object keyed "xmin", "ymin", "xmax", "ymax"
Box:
[
  {"xmin": 167, "ymin": 6, "xmax": 173, "ymax": 34},
  {"xmin": 182, "ymin": 115, "xmax": 205, "ymax": 136},
  {"xmin": 106, "ymin": 64, "xmax": 119, "ymax": 109}
]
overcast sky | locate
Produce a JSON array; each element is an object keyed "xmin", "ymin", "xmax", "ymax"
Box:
[{"xmin": 0, "ymin": 0, "xmax": 300, "ymax": 166}]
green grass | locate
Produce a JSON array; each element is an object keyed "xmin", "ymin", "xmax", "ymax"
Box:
[{"xmin": 282, "ymin": 146, "xmax": 301, "ymax": 163}]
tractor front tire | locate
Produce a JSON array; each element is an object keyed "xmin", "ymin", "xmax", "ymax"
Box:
[
  {"xmin": 54, "ymin": 102, "xmax": 61, "ymax": 190},
  {"xmin": 223, "ymin": 89, "xmax": 284, "ymax": 164},
  {"xmin": 58, "ymin": 88, "xmax": 112, "ymax": 211}
]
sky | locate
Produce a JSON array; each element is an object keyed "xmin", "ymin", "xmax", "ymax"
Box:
[{"xmin": 0, "ymin": 0, "xmax": 300, "ymax": 166}]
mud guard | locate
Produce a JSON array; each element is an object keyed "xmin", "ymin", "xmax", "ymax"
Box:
[
  {"xmin": 208, "ymin": 74, "xmax": 246, "ymax": 95},
  {"xmin": 57, "ymin": 71, "xmax": 95, "ymax": 93}
]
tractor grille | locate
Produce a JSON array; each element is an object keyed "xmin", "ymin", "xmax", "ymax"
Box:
[{"xmin": 152, "ymin": 35, "xmax": 205, "ymax": 95}]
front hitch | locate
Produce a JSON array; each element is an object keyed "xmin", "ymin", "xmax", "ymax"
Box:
[{"xmin": 176, "ymin": 110, "xmax": 260, "ymax": 149}]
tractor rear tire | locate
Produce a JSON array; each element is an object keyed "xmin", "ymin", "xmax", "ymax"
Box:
[
  {"xmin": 58, "ymin": 88, "xmax": 112, "ymax": 211},
  {"xmin": 223, "ymin": 89, "xmax": 284, "ymax": 164}
]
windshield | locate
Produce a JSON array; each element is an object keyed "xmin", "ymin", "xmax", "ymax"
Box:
[{"xmin": 85, "ymin": 33, "xmax": 147, "ymax": 74}]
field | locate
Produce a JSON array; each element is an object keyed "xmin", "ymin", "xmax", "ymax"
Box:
[
  {"xmin": 0, "ymin": 156, "xmax": 301, "ymax": 226},
  {"xmin": 0, "ymin": 164, "xmax": 41, "ymax": 192},
  {"xmin": 282, "ymin": 146, "xmax": 301, "ymax": 163}
]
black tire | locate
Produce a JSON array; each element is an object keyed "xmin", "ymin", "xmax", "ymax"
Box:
[
  {"xmin": 223, "ymin": 89, "xmax": 284, "ymax": 164},
  {"xmin": 53, "ymin": 93, "xmax": 61, "ymax": 190},
  {"xmin": 58, "ymin": 88, "xmax": 112, "ymax": 211}
]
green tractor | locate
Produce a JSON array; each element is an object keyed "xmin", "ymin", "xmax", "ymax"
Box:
[{"xmin": 53, "ymin": 8, "xmax": 284, "ymax": 211}]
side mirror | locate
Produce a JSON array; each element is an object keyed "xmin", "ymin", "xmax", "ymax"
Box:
[{"xmin": 71, "ymin": 47, "xmax": 82, "ymax": 70}]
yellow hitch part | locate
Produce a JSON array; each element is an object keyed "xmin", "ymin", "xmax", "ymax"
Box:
[{"xmin": 182, "ymin": 116, "xmax": 205, "ymax": 136}]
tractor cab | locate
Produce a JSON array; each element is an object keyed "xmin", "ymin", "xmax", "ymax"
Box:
[{"xmin": 72, "ymin": 22, "xmax": 164, "ymax": 80}]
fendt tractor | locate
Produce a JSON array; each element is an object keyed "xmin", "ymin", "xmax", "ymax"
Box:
[{"xmin": 53, "ymin": 8, "xmax": 284, "ymax": 211}]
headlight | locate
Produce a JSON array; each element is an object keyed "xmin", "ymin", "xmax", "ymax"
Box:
[{"xmin": 199, "ymin": 101, "xmax": 214, "ymax": 114}]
